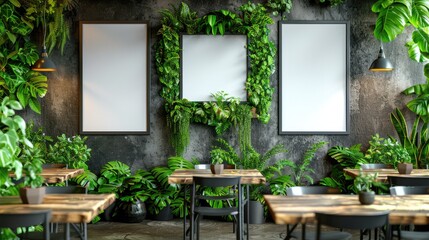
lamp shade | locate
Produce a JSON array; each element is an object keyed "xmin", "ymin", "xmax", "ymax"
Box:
[
  {"xmin": 369, "ymin": 47, "xmax": 393, "ymax": 72},
  {"xmin": 32, "ymin": 47, "xmax": 56, "ymax": 72}
]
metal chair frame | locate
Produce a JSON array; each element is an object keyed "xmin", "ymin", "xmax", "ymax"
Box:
[
  {"xmin": 190, "ymin": 176, "xmax": 242, "ymax": 240},
  {"xmin": 315, "ymin": 211, "xmax": 390, "ymax": 240},
  {"xmin": 0, "ymin": 209, "xmax": 52, "ymax": 240}
]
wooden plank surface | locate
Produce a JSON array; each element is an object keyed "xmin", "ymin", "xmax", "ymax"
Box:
[
  {"xmin": 9, "ymin": 168, "xmax": 85, "ymax": 184},
  {"xmin": 42, "ymin": 168, "xmax": 85, "ymax": 183},
  {"xmin": 168, "ymin": 169, "xmax": 266, "ymax": 185},
  {"xmin": 344, "ymin": 168, "xmax": 429, "ymax": 182},
  {"xmin": 265, "ymin": 194, "xmax": 429, "ymax": 225},
  {"xmin": 0, "ymin": 193, "xmax": 115, "ymax": 223}
]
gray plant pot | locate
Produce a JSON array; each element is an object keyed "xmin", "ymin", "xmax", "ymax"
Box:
[
  {"xmin": 19, "ymin": 187, "xmax": 46, "ymax": 204},
  {"xmin": 397, "ymin": 163, "xmax": 413, "ymax": 174},
  {"xmin": 210, "ymin": 164, "xmax": 224, "ymax": 174},
  {"xmin": 245, "ymin": 200, "xmax": 265, "ymax": 224},
  {"xmin": 358, "ymin": 191, "xmax": 375, "ymax": 205}
]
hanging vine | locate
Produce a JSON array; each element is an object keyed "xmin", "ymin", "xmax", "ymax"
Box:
[{"xmin": 156, "ymin": 2, "xmax": 276, "ymax": 155}]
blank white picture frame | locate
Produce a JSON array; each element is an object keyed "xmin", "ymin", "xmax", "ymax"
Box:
[
  {"xmin": 80, "ymin": 21, "xmax": 150, "ymax": 134},
  {"xmin": 279, "ymin": 21, "xmax": 349, "ymax": 134},
  {"xmin": 181, "ymin": 35, "xmax": 247, "ymax": 102}
]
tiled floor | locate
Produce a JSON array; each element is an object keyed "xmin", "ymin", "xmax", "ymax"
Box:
[{"xmin": 85, "ymin": 219, "xmax": 364, "ymax": 240}]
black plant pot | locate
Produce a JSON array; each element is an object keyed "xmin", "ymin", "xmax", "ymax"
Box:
[
  {"xmin": 100, "ymin": 201, "xmax": 117, "ymax": 221},
  {"xmin": 114, "ymin": 200, "xmax": 147, "ymax": 223},
  {"xmin": 358, "ymin": 191, "xmax": 375, "ymax": 205},
  {"xmin": 245, "ymin": 200, "xmax": 265, "ymax": 224},
  {"xmin": 153, "ymin": 205, "xmax": 174, "ymax": 221}
]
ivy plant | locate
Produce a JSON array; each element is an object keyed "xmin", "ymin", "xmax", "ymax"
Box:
[
  {"xmin": 265, "ymin": 0, "xmax": 293, "ymax": 19},
  {"xmin": 156, "ymin": 2, "xmax": 276, "ymax": 155}
]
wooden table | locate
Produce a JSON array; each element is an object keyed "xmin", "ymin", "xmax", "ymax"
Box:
[
  {"xmin": 41, "ymin": 168, "xmax": 85, "ymax": 184},
  {"xmin": 265, "ymin": 194, "xmax": 429, "ymax": 226},
  {"xmin": 169, "ymin": 169, "xmax": 266, "ymax": 240},
  {"xmin": 0, "ymin": 193, "xmax": 115, "ymax": 239},
  {"xmin": 10, "ymin": 168, "xmax": 85, "ymax": 184},
  {"xmin": 168, "ymin": 169, "xmax": 266, "ymax": 185},
  {"xmin": 344, "ymin": 168, "xmax": 429, "ymax": 182}
]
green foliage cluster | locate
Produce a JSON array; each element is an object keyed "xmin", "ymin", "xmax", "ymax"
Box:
[
  {"xmin": 265, "ymin": 0, "xmax": 293, "ymax": 20},
  {"xmin": 46, "ymin": 133, "xmax": 97, "ymax": 190},
  {"xmin": 156, "ymin": 2, "xmax": 276, "ymax": 155},
  {"xmin": 166, "ymin": 99, "xmax": 193, "ymax": 156},
  {"xmin": 210, "ymin": 139, "xmax": 292, "ymax": 201},
  {"xmin": 97, "ymin": 161, "xmax": 154, "ymax": 204},
  {"xmin": 23, "ymin": 0, "xmax": 78, "ymax": 54},
  {"xmin": 391, "ymin": 108, "xmax": 429, "ymax": 168},
  {"xmin": 0, "ymin": 1, "xmax": 48, "ymax": 114},
  {"xmin": 322, "ymin": 134, "xmax": 409, "ymax": 193},
  {"xmin": 366, "ymin": 134, "xmax": 411, "ymax": 168},
  {"xmin": 321, "ymin": 144, "xmax": 366, "ymax": 192},
  {"xmin": 317, "ymin": 0, "xmax": 346, "ymax": 6},
  {"xmin": 0, "ymin": 97, "xmax": 41, "ymax": 194},
  {"xmin": 282, "ymin": 141, "xmax": 328, "ymax": 186},
  {"xmin": 96, "ymin": 157, "xmax": 193, "ymax": 219},
  {"xmin": 354, "ymin": 171, "xmax": 382, "ymax": 193}
]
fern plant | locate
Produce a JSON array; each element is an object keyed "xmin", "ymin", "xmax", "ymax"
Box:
[
  {"xmin": 24, "ymin": 0, "xmax": 78, "ymax": 54},
  {"xmin": 283, "ymin": 141, "xmax": 328, "ymax": 186}
]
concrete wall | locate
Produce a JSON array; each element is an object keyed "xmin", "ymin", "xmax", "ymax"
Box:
[{"xmin": 25, "ymin": 0, "xmax": 425, "ymax": 180}]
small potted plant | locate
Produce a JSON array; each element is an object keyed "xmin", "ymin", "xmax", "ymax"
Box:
[
  {"xmin": 354, "ymin": 172, "xmax": 379, "ymax": 205},
  {"xmin": 210, "ymin": 149, "xmax": 225, "ymax": 174}
]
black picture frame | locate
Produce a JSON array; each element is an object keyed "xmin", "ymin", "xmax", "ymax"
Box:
[
  {"xmin": 79, "ymin": 21, "xmax": 150, "ymax": 135},
  {"xmin": 279, "ymin": 21, "xmax": 350, "ymax": 135}
]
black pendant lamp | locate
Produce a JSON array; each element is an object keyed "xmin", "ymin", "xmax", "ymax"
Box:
[
  {"xmin": 32, "ymin": 0, "xmax": 56, "ymax": 72},
  {"xmin": 369, "ymin": 42, "xmax": 393, "ymax": 72}
]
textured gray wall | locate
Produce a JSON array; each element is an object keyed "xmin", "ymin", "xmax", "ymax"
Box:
[{"xmin": 24, "ymin": 0, "xmax": 425, "ymax": 180}]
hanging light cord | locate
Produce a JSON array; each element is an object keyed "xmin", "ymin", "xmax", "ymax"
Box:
[{"xmin": 42, "ymin": 0, "xmax": 47, "ymax": 49}]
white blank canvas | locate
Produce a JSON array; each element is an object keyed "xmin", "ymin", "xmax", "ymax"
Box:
[
  {"xmin": 181, "ymin": 35, "xmax": 247, "ymax": 101},
  {"xmin": 81, "ymin": 22, "xmax": 149, "ymax": 134},
  {"xmin": 280, "ymin": 22, "xmax": 349, "ymax": 134}
]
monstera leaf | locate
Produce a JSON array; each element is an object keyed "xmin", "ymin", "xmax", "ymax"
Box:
[
  {"xmin": 410, "ymin": 0, "xmax": 429, "ymax": 28},
  {"xmin": 16, "ymin": 71, "xmax": 47, "ymax": 114},
  {"xmin": 373, "ymin": 2, "xmax": 411, "ymax": 42}
]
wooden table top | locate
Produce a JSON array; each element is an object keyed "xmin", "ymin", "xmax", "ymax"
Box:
[
  {"xmin": 265, "ymin": 194, "xmax": 429, "ymax": 225},
  {"xmin": 344, "ymin": 168, "xmax": 429, "ymax": 182},
  {"xmin": 0, "ymin": 193, "xmax": 115, "ymax": 223},
  {"xmin": 42, "ymin": 168, "xmax": 85, "ymax": 183},
  {"xmin": 10, "ymin": 168, "xmax": 85, "ymax": 184},
  {"xmin": 168, "ymin": 169, "xmax": 266, "ymax": 185}
]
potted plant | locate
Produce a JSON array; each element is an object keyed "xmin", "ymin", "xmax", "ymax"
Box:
[
  {"xmin": 97, "ymin": 161, "xmax": 154, "ymax": 223},
  {"xmin": 354, "ymin": 172, "xmax": 380, "ymax": 205},
  {"xmin": 114, "ymin": 170, "xmax": 154, "ymax": 223},
  {"xmin": 18, "ymin": 147, "xmax": 46, "ymax": 204},
  {"xmin": 147, "ymin": 166, "xmax": 178, "ymax": 220},
  {"xmin": 47, "ymin": 134, "xmax": 98, "ymax": 190},
  {"xmin": 366, "ymin": 134, "xmax": 412, "ymax": 174},
  {"xmin": 210, "ymin": 148, "xmax": 225, "ymax": 174}
]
